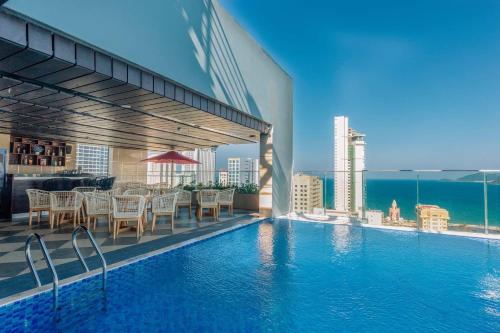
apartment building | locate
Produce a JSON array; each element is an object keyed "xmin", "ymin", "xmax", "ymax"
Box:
[
  {"xmin": 333, "ymin": 116, "xmax": 366, "ymax": 216},
  {"xmin": 293, "ymin": 174, "xmax": 324, "ymax": 213}
]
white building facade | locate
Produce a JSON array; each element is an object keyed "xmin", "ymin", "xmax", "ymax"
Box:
[
  {"xmin": 228, "ymin": 157, "xmax": 259, "ymax": 186},
  {"xmin": 333, "ymin": 116, "xmax": 366, "ymax": 216},
  {"xmin": 218, "ymin": 170, "xmax": 228, "ymax": 186},
  {"xmin": 241, "ymin": 158, "xmax": 259, "ymax": 185},
  {"xmin": 228, "ymin": 158, "xmax": 240, "ymax": 186},
  {"xmin": 180, "ymin": 148, "xmax": 216, "ymax": 185}
]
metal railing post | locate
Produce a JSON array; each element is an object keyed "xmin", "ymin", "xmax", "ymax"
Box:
[
  {"xmin": 323, "ymin": 172, "xmax": 327, "ymax": 211},
  {"xmin": 483, "ymin": 172, "xmax": 489, "ymax": 234},
  {"xmin": 416, "ymin": 173, "xmax": 420, "ymax": 231},
  {"xmin": 362, "ymin": 169, "xmax": 366, "ymax": 220}
]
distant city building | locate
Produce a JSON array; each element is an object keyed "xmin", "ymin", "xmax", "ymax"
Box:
[
  {"xmin": 293, "ymin": 174, "xmax": 324, "ymax": 213},
  {"xmin": 228, "ymin": 157, "xmax": 240, "ymax": 186},
  {"xmin": 76, "ymin": 144, "xmax": 109, "ymax": 176},
  {"xmin": 366, "ymin": 210, "xmax": 384, "ymax": 225},
  {"xmin": 196, "ymin": 148, "xmax": 216, "ymax": 185},
  {"xmin": 218, "ymin": 169, "xmax": 228, "ymax": 186},
  {"xmin": 416, "ymin": 204, "xmax": 450, "ymax": 231},
  {"xmin": 242, "ymin": 158, "xmax": 259, "ymax": 185},
  {"xmin": 180, "ymin": 148, "xmax": 216, "ymax": 185},
  {"xmin": 228, "ymin": 157, "xmax": 258, "ymax": 186},
  {"xmin": 333, "ymin": 116, "xmax": 366, "ymax": 216}
]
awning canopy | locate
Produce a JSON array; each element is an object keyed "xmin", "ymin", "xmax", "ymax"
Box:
[
  {"xmin": 141, "ymin": 151, "xmax": 200, "ymax": 164},
  {"xmin": 0, "ymin": 10, "xmax": 270, "ymax": 151}
]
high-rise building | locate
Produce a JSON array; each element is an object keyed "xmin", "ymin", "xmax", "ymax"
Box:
[
  {"xmin": 333, "ymin": 116, "xmax": 366, "ymax": 216},
  {"xmin": 196, "ymin": 148, "xmax": 216, "ymax": 185},
  {"xmin": 228, "ymin": 157, "xmax": 240, "ymax": 186},
  {"xmin": 228, "ymin": 157, "xmax": 259, "ymax": 186},
  {"xmin": 76, "ymin": 144, "xmax": 109, "ymax": 176},
  {"xmin": 180, "ymin": 148, "xmax": 216, "ymax": 185},
  {"xmin": 218, "ymin": 169, "xmax": 228, "ymax": 186},
  {"xmin": 241, "ymin": 158, "xmax": 259, "ymax": 185},
  {"xmin": 293, "ymin": 174, "xmax": 324, "ymax": 213}
]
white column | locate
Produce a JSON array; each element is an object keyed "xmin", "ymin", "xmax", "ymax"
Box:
[{"xmin": 259, "ymin": 130, "xmax": 273, "ymax": 217}]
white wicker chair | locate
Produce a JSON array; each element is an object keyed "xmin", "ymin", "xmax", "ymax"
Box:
[
  {"xmin": 151, "ymin": 186, "xmax": 164, "ymax": 197},
  {"xmin": 49, "ymin": 191, "xmax": 84, "ymax": 229},
  {"xmin": 73, "ymin": 187, "xmax": 97, "ymax": 220},
  {"xmin": 159, "ymin": 182, "xmax": 170, "ymax": 189},
  {"xmin": 112, "ymin": 195, "xmax": 146, "ymax": 239},
  {"xmin": 218, "ymin": 188, "xmax": 236, "ymax": 216},
  {"xmin": 147, "ymin": 183, "xmax": 159, "ymax": 191},
  {"xmin": 176, "ymin": 189, "xmax": 192, "ymax": 218},
  {"xmin": 97, "ymin": 188, "xmax": 122, "ymax": 197},
  {"xmin": 197, "ymin": 190, "xmax": 219, "ymax": 222},
  {"xmin": 125, "ymin": 182, "xmax": 147, "ymax": 190},
  {"xmin": 123, "ymin": 188, "xmax": 150, "ymax": 196},
  {"xmin": 151, "ymin": 193, "xmax": 178, "ymax": 232},
  {"xmin": 113, "ymin": 182, "xmax": 128, "ymax": 194},
  {"xmin": 84, "ymin": 192, "xmax": 112, "ymax": 231},
  {"xmin": 25, "ymin": 189, "xmax": 50, "ymax": 227},
  {"xmin": 72, "ymin": 186, "xmax": 97, "ymax": 193}
]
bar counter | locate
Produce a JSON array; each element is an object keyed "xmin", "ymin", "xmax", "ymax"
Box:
[{"xmin": 9, "ymin": 175, "xmax": 91, "ymax": 215}]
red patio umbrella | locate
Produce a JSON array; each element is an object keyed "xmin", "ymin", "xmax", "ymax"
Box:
[{"xmin": 142, "ymin": 151, "xmax": 200, "ymax": 187}]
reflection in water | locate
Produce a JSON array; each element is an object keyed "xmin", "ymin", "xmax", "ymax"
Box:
[
  {"xmin": 331, "ymin": 225, "xmax": 352, "ymax": 254},
  {"xmin": 476, "ymin": 272, "xmax": 500, "ymax": 317},
  {"xmin": 257, "ymin": 221, "xmax": 296, "ymax": 266},
  {"xmin": 257, "ymin": 221, "xmax": 297, "ymax": 330},
  {"xmin": 258, "ymin": 222, "xmax": 274, "ymax": 265}
]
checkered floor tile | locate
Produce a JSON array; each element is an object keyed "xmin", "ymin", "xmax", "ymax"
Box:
[{"xmin": 0, "ymin": 209, "xmax": 256, "ymax": 282}]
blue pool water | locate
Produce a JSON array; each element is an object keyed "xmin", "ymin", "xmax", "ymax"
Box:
[{"xmin": 0, "ymin": 219, "xmax": 499, "ymax": 332}]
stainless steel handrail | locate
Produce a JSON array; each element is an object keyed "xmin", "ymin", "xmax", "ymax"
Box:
[
  {"xmin": 72, "ymin": 225, "xmax": 107, "ymax": 290},
  {"xmin": 25, "ymin": 233, "xmax": 59, "ymax": 311}
]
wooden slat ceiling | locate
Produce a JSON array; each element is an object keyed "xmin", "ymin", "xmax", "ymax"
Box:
[{"xmin": 0, "ymin": 10, "xmax": 269, "ymax": 151}]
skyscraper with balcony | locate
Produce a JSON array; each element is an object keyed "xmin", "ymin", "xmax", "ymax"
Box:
[{"xmin": 333, "ymin": 116, "xmax": 366, "ymax": 216}]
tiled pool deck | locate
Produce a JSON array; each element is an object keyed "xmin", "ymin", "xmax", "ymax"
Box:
[{"xmin": 0, "ymin": 209, "xmax": 261, "ymax": 301}]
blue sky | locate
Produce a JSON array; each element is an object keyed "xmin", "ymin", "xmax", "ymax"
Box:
[{"xmin": 218, "ymin": 0, "xmax": 500, "ymax": 171}]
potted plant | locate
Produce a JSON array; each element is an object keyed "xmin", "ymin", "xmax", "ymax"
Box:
[{"xmin": 233, "ymin": 183, "xmax": 259, "ymax": 211}]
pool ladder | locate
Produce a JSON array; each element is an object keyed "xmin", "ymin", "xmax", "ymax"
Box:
[
  {"xmin": 25, "ymin": 226, "xmax": 107, "ymax": 312},
  {"xmin": 72, "ymin": 225, "xmax": 107, "ymax": 290},
  {"xmin": 25, "ymin": 233, "xmax": 59, "ymax": 311}
]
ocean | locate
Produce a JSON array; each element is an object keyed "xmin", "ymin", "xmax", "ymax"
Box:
[{"xmin": 324, "ymin": 178, "xmax": 500, "ymax": 227}]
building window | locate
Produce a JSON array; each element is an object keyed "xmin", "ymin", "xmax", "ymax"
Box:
[{"xmin": 76, "ymin": 144, "xmax": 109, "ymax": 176}]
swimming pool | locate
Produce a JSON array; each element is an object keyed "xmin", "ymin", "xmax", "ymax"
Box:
[{"xmin": 0, "ymin": 219, "xmax": 499, "ymax": 332}]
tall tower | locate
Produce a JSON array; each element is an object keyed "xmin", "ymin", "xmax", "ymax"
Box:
[
  {"xmin": 334, "ymin": 116, "xmax": 350, "ymax": 212},
  {"xmin": 333, "ymin": 116, "xmax": 366, "ymax": 216},
  {"xmin": 350, "ymin": 129, "xmax": 365, "ymax": 216}
]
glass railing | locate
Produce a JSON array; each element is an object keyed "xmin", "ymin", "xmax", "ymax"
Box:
[{"xmin": 290, "ymin": 170, "xmax": 500, "ymax": 236}]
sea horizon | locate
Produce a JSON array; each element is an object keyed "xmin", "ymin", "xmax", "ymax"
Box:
[{"xmin": 324, "ymin": 178, "xmax": 500, "ymax": 226}]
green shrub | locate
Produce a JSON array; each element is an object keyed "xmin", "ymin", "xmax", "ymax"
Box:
[{"xmin": 181, "ymin": 182, "xmax": 258, "ymax": 194}]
